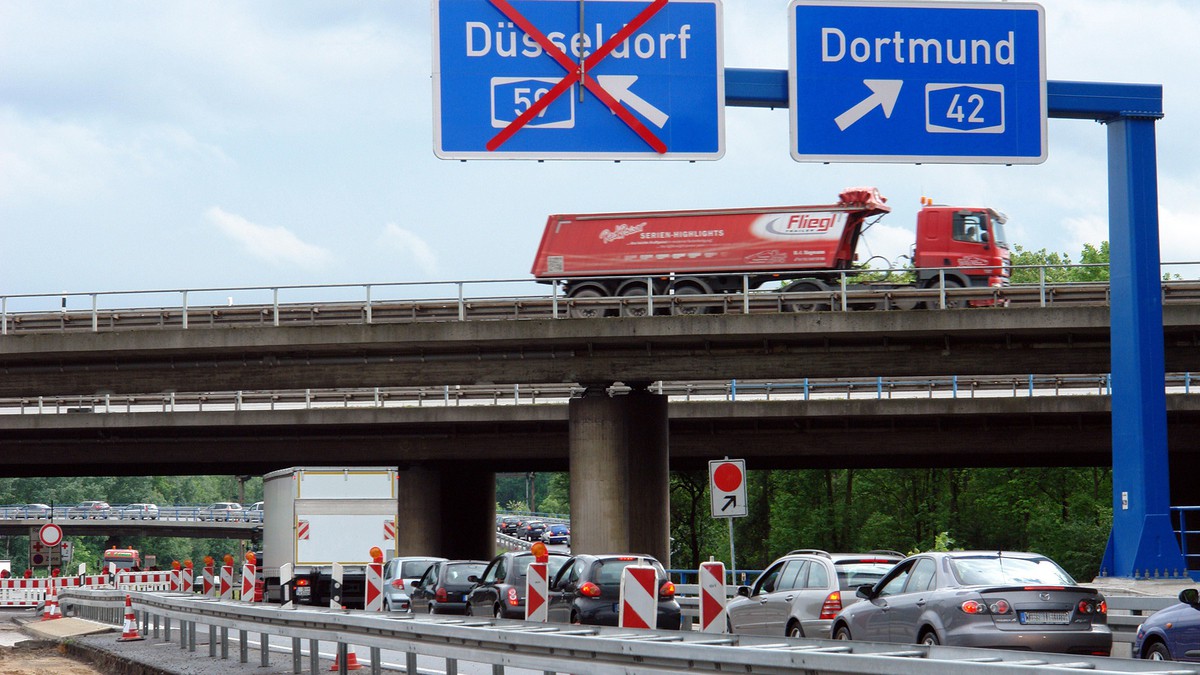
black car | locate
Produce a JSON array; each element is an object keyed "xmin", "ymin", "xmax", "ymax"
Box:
[
  {"xmin": 548, "ymin": 554, "xmax": 681, "ymax": 629},
  {"xmin": 499, "ymin": 516, "xmax": 522, "ymax": 536},
  {"xmin": 409, "ymin": 559, "xmax": 488, "ymax": 615},
  {"xmin": 520, "ymin": 521, "xmax": 548, "ymax": 541},
  {"xmin": 466, "ymin": 550, "xmax": 570, "ymax": 619}
]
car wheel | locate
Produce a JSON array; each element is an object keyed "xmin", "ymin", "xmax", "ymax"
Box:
[
  {"xmin": 570, "ymin": 609, "xmax": 581, "ymax": 625},
  {"xmin": 833, "ymin": 625, "xmax": 852, "ymax": 641},
  {"xmin": 919, "ymin": 629, "xmax": 940, "ymax": 646},
  {"xmin": 786, "ymin": 622, "xmax": 803, "ymax": 639},
  {"xmin": 494, "ymin": 604, "xmax": 504, "ymax": 619},
  {"xmin": 1145, "ymin": 642, "xmax": 1172, "ymax": 660}
]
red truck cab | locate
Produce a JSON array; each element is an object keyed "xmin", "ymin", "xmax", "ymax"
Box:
[{"xmin": 912, "ymin": 204, "xmax": 1011, "ymax": 290}]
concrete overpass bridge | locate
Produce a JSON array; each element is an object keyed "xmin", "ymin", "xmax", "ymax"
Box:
[{"xmin": 4, "ymin": 303, "xmax": 1200, "ymax": 566}]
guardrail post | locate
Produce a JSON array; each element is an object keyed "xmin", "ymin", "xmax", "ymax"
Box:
[
  {"xmin": 458, "ymin": 282, "xmax": 465, "ymax": 321},
  {"xmin": 840, "ymin": 271, "xmax": 848, "ymax": 312},
  {"xmin": 938, "ymin": 269, "xmax": 947, "ymax": 309},
  {"xmin": 2, "ymin": 296, "xmax": 7, "ymax": 335},
  {"xmin": 369, "ymin": 647, "xmax": 381, "ymax": 675},
  {"xmin": 1180, "ymin": 509, "xmax": 1190, "ymax": 569},
  {"xmin": 292, "ymin": 637, "xmax": 301, "ymax": 673},
  {"xmin": 1039, "ymin": 267, "xmax": 1047, "ymax": 307},
  {"xmin": 221, "ymin": 627, "xmax": 229, "ymax": 660},
  {"xmin": 406, "ymin": 652, "xmax": 418, "ymax": 675},
  {"xmin": 153, "ymin": 614, "xmax": 159, "ymax": 638},
  {"xmin": 189, "ymin": 621, "xmax": 196, "ymax": 652},
  {"xmin": 364, "ymin": 284, "xmax": 373, "ymax": 324},
  {"xmin": 240, "ymin": 629, "xmax": 249, "ymax": 663},
  {"xmin": 551, "ymin": 280, "xmax": 559, "ymax": 318},
  {"xmin": 261, "ymin": 633, "xmax": 270, "ymax": 667},
  {"xmin": 181, "ymin": 290, "xmax": 188, "ymax": 330},
  {"xmin": 164, "ymin": 616, "xmax": 171, "ymax": 642},
  {"xmin": 210, "ymin": 625, "xmax": 217, "ymax": 658},
  {"xmin": 742, "ymin": 275, "xmax": 750, "ymax": 315},
  {"xmin": 645, "ymin": 276, "xmax": 654, "ymax": 315},
  {"xmin": 309, "ymin": 638, "xmax": 319, "ymax": 675},
  {"xmin": 1028, "ymin": 374, "xmax": 1035, "ymax": 397},
  {"xmin": 91, "ymin": 293, "xmax": 98, "ymax": 332}
]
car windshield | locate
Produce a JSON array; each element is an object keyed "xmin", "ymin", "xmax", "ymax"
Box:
[
  {"xmin": 510, "ymin": 554, "xmax": 567, "ymax": 581},
  {"xmin": 401, "ymin": 560, "xmax": 437, "ymax": 578},
  {"xmin": 593, "ymin": 558, "xmax": 664, "ymax": 588},
  {"xmin": 836, "ymin": 562, "xmax": 897, "ymax": 590},
  {"xmin": 949, "ymin": 555, "xmax": 1075, "ymax": 586},
  {"xmin": 550, "ymin": 525, "xmax": 568, "ymax": 534}
]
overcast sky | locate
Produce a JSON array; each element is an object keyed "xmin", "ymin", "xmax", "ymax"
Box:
[{"xmin": 2, "ymin": 1, "xmax": 1198, "ymax": 302}]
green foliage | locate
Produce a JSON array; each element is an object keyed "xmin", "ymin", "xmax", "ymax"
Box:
[{"xmin": 1009, "ymin": 241, "xmax": 1109, "ymax": 284}]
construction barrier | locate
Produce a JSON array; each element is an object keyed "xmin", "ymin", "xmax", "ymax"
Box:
[
  {"xmin": 180, "ymin": 567, "xmax": 194, "ymax": 594},
  {"xmin": 0, "ymin": 573, "xmax": 167, "ymax": 608},
  {"xmin": 203, "ymin": 566, "xmax": 215, "ymax": 597},
  {"xmin": 241, "ymin": 563, "xmax": 256, "ymax": 603},
  {"xmin": 698, "ymin": 561, "xmax": 727, "ymax": 633},
  {"xmin": 219, "ymin": 565, "xmax": 233, "ymax": 601},
  {"xmin": 525, "ymin": 561, "xmax": 548, "ymax": 622},
  {"xmin": 364, "ymin": 562, "xmax": 383, "ymax": 612},
  {"xmin": 169, "ymin": 568, "xmax": 180, "ymax": 592},
  {"xmin": 618, "ymin": 564, "xmax": 659, "ymax": 630}
]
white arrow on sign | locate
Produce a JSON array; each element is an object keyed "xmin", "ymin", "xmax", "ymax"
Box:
[
  {"xmin": 834, "ymin": 79, "xmax": 903, "ymax": 131},
  {"xmin": 596, "ymin": 75, "xmax": 669, "ymax": 128}
]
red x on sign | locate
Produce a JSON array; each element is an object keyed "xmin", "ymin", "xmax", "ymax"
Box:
[{"xmin": 485, "ymin": 0, "xmax": 668, "ymax": 153}]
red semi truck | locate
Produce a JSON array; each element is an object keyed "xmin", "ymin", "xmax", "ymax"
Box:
[{"xmin": 530, "ymin": 188, "xmax": 1010, "ymax": 316}]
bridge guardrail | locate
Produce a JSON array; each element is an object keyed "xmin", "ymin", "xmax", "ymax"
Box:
[
  {"xmin": 3, "ymin": 262, "xmax": 1199, "ymax": 336},
  {"xmin": 58, "ymin": 588, "xmax": 1199, "ymax": 674}
]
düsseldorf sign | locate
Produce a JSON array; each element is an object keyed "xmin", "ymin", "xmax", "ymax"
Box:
[
  {"xmin": 789, "ymin": 0, "xmax": 1046, "ymax": 163},
  {"xmin": 433, "ymin": 0, "xmax": 724, "ymax": 160}
]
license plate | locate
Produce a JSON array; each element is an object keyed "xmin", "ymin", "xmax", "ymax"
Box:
[
  {"xmin": 296, "ymin": 587, "xmax": 311, "ymax": 599},
  {"xmin": 1019, "ymin": 611, "xmax": 1070, "ymax": 625}
]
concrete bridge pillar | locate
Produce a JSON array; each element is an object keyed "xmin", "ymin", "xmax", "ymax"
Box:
[
  {"xmin": 568, "ymin": 386, "xmax": 670, "ymax": 565},
  {"xmin": 397, "ymin": 465, "xmax": 495, "ymax": 560}
]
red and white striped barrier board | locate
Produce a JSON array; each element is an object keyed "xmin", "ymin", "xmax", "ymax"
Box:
[
  {"xmin": 181, "ymin": 568, "xmax": 194, "ymax": 594},
  {"xmin": 618, "ymin": 565, "xmax": 658, "ymax": 630},
  {"xmin": 297, "ymin": 520, "xmax": 310, "ymax": 541},
  {"xmin": 280, "ymin": 563, "xmax": 294, "ymax": 610},
  {"xmin": 241, "ymin": 564, "xmax": 256, "ymax": 602},
  {"xmin": 169, "ymin": 569, "xmax": 180, "ymax": 592},
  {"xmin": 116, "ymin": 572, "xmax": 172, "ymax": 591},
  {"xmin": 364, "ymin": 562, "xmax": 383, "ymax": 612},
  {"xmin": 203, "ymin": 566, "xmax": 215, "ymax": 597},
  {"xmin": 219, "ymin": 565, "xmax": 233, "ymax": 601},
  {"xmin": 383, "ymin": 519, "xmax": 396, "ymax": 541},
  {"xmin": 698, "ymin": 561, "xmax": 727, "ymax": 633},
  {"xmin": 525, "ymin": 561, "xmax": 548, "ymax": 622}
]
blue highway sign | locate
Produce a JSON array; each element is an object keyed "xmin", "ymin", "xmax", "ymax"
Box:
[
  {"xmin": 789, "ymin": 0, "xmax": 1046, "ymax": 164},
  {"xmin": 433, "ymin": 0, "xmax": 724, "ymax": 160}
]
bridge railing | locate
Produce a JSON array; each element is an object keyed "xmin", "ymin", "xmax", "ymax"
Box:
[
  {"xmin": 3, "ymin": 262, "xmax": 1198, "ymax": 336},
  {"xmin": 7, "ymin": 372, "xmax": 1200, "ymax": 416}
]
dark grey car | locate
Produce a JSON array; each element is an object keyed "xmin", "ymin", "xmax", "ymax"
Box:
[
  {"xmin": 466, "ymin": 551, "xmax": 569, "ymax": 619},
  {"xmin": 409, "ymin": 560, "xmax": 488, "ymax": 615},
  {"xmin": 831, "ymin": 551, "xmax": 1111, "ymax": 655}
]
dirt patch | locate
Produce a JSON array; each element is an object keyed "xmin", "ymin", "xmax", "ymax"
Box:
[{"xmin": 0, "ymin": 641, "xmax": 105, "ymax": 675}]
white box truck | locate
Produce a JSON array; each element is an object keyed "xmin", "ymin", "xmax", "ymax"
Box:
[{"xmin": 262, "ymin": 467, "xmax": 398, "ymax": 607}]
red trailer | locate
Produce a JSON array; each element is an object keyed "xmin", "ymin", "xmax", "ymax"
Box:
[{"xmin": 530, "ymin": 188, "xmax": 1009, "ymax": 316}]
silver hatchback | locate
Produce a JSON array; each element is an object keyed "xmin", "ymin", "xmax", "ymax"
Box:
[{"xmin": 727, "ymin": 549, "xmax": 902, "ymax": 638}]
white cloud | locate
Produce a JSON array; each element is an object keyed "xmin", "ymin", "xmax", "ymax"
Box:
[
  {"xmin": 206, "ymin": 207, "xmax": 332, "ymax": 269},
  {"xmin": 378, "ymin": 224, "xmax": 438, "ymax": 277}
]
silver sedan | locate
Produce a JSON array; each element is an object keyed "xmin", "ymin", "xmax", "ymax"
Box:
[{"xmin": 831, "ymin": 551, "xmax": 1111, "ymax": 655}]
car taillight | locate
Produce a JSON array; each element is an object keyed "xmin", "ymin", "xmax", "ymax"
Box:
[
  {"xmin": 436, "ymin": 587, "xmax": 448, "ymax": 602},
  {"xmin": 390, "ymin": 579, "xmax": 404, "ymax": 589},
  {"xmin": 294, "ymin": 578, "xmax": 309, "ymax": 587},
  {"xmin": 579, "ymin": 582, "xmax": 602, "ymax": 598},
  {"xmin": 819, "ymin": 591, "xmax": 842, "ymax": 620},
  {"xmin": 960, "ymin": 600, "xmax": 988, "ymax": 614},
  {"xmin": 989, "ymin": 600, "xmax": 1011, "ymax": 615},
  {"xmin": 1098, "ymin": 599, "xmax": 1107, "ymax": 615},
  {"xmin": 507, "ymin": 587, "xmax": 520, "ymax": 606},
  {"xmin": 659, "ymin": 581, "xmax": 675, "ymax": 599},
  {"xmin": 1077, "ymin": 598, "xmax": 1106, "ymax": 615}
]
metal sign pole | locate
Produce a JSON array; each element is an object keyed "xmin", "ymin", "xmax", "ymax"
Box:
[{"xmin": 727, "ymin": 517, "xmax": 736, "ymax": 586}]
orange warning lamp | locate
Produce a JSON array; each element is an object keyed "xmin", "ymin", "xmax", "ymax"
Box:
[
  {"xmin": 184, "ymin": 560, "xmax": 193, "ymax": 570},
  {"xmin": 204, "ymin": 556, "xmax": 214, "ymax": 567},
  {"xmin": 171, "ymin": 560, "xmax": 181, "ymax": 571},
  {"xmin": 531, "ymin": 541, "xmax": 549, "ymax": 564},
  {"xmin": 51, "ymin": 568, "xmax": 60, "ymax": 577},
  {"xmin": 369, "ymin": 546, "xmax": 383, "ymax": 564},
  {"xmin": 245, "ymin": 551, "xmax": 256, "ymax": 565},
  {"xmin": 223, "ymin": 554, "xmax": 235, "ymax": 567}
]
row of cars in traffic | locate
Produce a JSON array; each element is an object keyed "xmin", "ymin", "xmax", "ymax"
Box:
[
  {"xmin": 378, "ymin": 545, "xmax": 1200, "ymax": 661},
  {"xmin": 497, "ymin": 515, "xmax": 570, "ymax": 546},
  {"xmin": 0, "ymin": 501, "xmax": 265, "ymax": 521}
]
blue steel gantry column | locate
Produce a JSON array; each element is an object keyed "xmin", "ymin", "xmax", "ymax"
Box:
[{"xmin": 724, "ymin": 70, "xmax": 1185, "ymax": 578}]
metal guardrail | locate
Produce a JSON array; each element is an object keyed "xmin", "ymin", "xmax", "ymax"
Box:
[
  {"xmin": 0, "ymin": 504, "xmax": 263, "ymax": 523},
  {"xmin": 10, "ymin": 372, "xmax": 1200, "ymax": 418},
  {"xmin": 59, "ymin": 589, "xmax": 1200, "ymax": 674},
  {"xmin": 3, "ymin": 262, "xmax": 1199, "ymax": 336}
]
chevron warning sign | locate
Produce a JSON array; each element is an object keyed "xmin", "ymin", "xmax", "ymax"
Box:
[
  {"xmin": 241, "ymin": 563, "xmax": 256, "ymax": 603},
  {"xmin": 365, "ymin": 562, "xmax": 383, "ymax": 612},
  {"xmin": 383, "ymin": 519, "xmax": 395, "ymax": 541},
  {"xmin": 699, "ymin": 561, "xmax": 727, "ymax": 633},
  {"xmin": 525, "ymin": 561, "xmax": 548, "ymax": 622},
  {"xmin": 219, "ymin": 565, "xmax": 233, "ymax": 601},
  {"xmin": 297, "ymin": 520, "xmax": 310, "ymax": 541},
  {"xmin": 618, "ymin": 564, "xmax": 658, "ymax": 630}
]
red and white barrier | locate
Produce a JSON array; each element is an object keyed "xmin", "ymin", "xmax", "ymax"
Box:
[
  {"xmin": 364, "ymin": 562, "xmax": 383, "ymax": 612},
  {"xmin": 181, "ymin": 568, "xmax": 194, "ymax": 594},
  {"xmin": 115, "ymin": 571, "xmax": 172, "ymax": 591},
  {"xmin": 618, "ymin": 564, "xmax": 658, "ymax": 630},
  {"xmin": 525, "ymin": 561, "xmax": 548, "ymax": 622},
  {"xmin": 698, "ymin": 561, "xmax": 727, "ymax": 633},
  {"xmin": 203, "ymin": 566, "xmax": 215, "ymax": 597},
  {"xmin": 219, "ymin": 565, "xmax": 233, "ymax": 600},
  {"xmin": 280, "ymin": 563, "xmax": 294, "ymax": 610},
  {"xmin": 169, "ymin": 568, "xmax": 180, "ymax": 592},
  {"xmin": 241, "ymin": 563, "xmax": 256, "ymax": 602}
]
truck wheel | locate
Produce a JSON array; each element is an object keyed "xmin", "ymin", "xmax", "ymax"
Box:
[
  {"xmin": 567, "ymin": 287, "xmax": 613, "ymax": 319},
  {"xmin": 671, "ymin": 284, "xmax": 718, "ymax": 315},
  {"xmin": 619, "ymin": 286, "xmax": 653, "ymax": 317},
  {"xmin": 926, "ymin": 279, "xmax": 964, "ymax": 309},
  {"xmin": 782, "ymin": 281, "xmax": 830, "ymax": 312}
]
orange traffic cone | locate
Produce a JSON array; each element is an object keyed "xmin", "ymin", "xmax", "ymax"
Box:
[
  {"xmin": 329, "ymin": 647, "xmax": 363, "ymax": 671},
  {"xmin": 117, "ymin": 595, "xmax": 145, "ymax": 642},
  {"xmin": 41, "ymin": 586, "xmax": 60, "ymax": 621}
]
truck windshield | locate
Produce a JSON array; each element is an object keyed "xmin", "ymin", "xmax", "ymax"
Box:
[{"xmin": 987, "ymin": 210, "xmax": 1009, "ymax": 249}]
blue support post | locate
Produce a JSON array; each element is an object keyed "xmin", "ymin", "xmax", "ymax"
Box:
[{"xmin": 1100, "ymin": 114, "xmax": 1187, "ymax": 578}]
